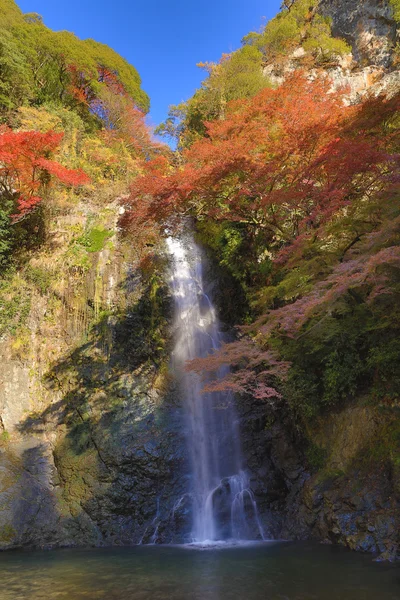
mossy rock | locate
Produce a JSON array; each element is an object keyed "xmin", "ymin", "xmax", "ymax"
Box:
[{"xmin": 0, "ymin": 524, "xmax": 16, "ymax": 543}]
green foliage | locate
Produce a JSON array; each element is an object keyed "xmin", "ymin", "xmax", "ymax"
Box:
[
  {"xmin": 0, "ymin": 272, "xmax": 31, "ymax": 336},
  {"xmin": 315, "ymin": 467, "xmax": 345, "ymax": 485},
  {"xmin": 303, "ymin": 17, "xmax": 351, "ymax": 63},
  {"xmin": 65, "ymin": 243, "xmax": 92, "ymax": 273},
  {"xmin": 158, "ymin": 0, "xmax": 349, "ymax": 149},
  {"xmin": 24, "ymin": 264, "xmax": 53, "ymax": 294},
  {"xmin": 0, "ymin": 0, "xmax": 152, "ymax": 267},
  {"xmin": 282, "ymin": 366, "xmax": 321, "ymax": 419},
  {"xmin": 244, "ymin": 12, "xmax": 299, "ymax": 57},
  {"xmin": 322, "ymin": 332, "xmax": 367, "ymax": 406},
  {"xmin": 157, "ymin": 46, "xmax": 270, "ymax": 148},
  {"xmin": 194, "ymin": 221, "xmax": 251, "ymax": 324},
  {"xmin": 0, "ymin": 0, "xmax": 149, "ymax": 117},
  {"xmin": 306, "ymin": 442, "xmax": 328, "ymax": 471},
  {"xmin": 0, "ymin": 430, "xmax": 9, "ymax": 443},
  {"xmin": 366, "ymin": 337, "xmax": 400, "ymax": 402},
  {"xmin": 0, "ymin": 195, "xmax": 13, "ymax": 266},
  {"xmin": 243, "ymin": 0, "xmax": 350, "ymax": 62},
  {"xmin": 389, "ymin": 0, "xmax": 400, "ymax": 22},
  {"xmin": 209, "ymin": 46, "xmax": 270, "ymax": 102},
  {"xmin": 76, "ymin": 227, "xmax": 112, "ymax": 253},
  {"xmin": 196, "ymin": 220, "xmax": 272, "ymax": 292},
  {"xmin": 274, "ymin": 286, "xmax": 400, "ymax": 420},
  {"xmin": 0, "ymin": 29, "xmax": 31, "ymax": 110},
  {"xmin": 361, "ymin": 411, "xmax": 400, "ymax": 467},
  {"xmin": 0, "ymin": 200, "xmax": 46, "ymax": 269}
]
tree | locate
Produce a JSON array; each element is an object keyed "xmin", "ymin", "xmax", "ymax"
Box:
[
  {"xmin": 0, "ymin": 127, "xmax": 89, "ymax": 264},
  {"xmin": 123, "ymin": 73, "xmax": 397, "ymax": 263},
  {"xmin": 242, "ymin": 0, "xmax": 349, "ymax": 63},
  {"xmin": 0, "ymin": 29, "xmax": 31, "ymax": 110},
  {"xmin": 0, "ymin": 0, "xmax": 150, "ymax": 120},
  {"xmin": 156, "ymin": 46, "xmax": 270, "ymax": 149},
  {"xmin": 122, "ymin": 74, "xmax": 400, "ymax": 410}
]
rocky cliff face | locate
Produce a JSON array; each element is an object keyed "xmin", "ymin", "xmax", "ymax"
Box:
[
  {"xmin": 240, "ymin": 398, "xmax": 400, "ymax": 562},
  {"xmin": 319, "ymin": 0, "xmax": 398, "ymax": 67},
  {"xmin": 264, "ymin": 0, "xmax": 400, "ymax": 104},
  {"xmin": 0, "ymin": 199, "xmax": 191, "ymax": 550},
  {"xmin": 0, "ymin": 198, "xmax": 399, "ymax": 558}
]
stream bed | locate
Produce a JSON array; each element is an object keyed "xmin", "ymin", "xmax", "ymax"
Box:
[{"xmin": 0, "ymin": 542, "xmax": 398, "ymax": 599}]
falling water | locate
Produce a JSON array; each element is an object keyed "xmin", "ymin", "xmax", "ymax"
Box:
[{"xmin": 167, "ymin": 234, "xmax": 265, "ymax": 543}]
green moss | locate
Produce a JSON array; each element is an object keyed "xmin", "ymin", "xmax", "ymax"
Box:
[
  {"xmin": 0, "ymin": 431, "xmax": 9, "ymax": 443},
  {"xmin": 65, "ymin": 244, "xmax": 91, "ymax": 273},
  {"xmin": 24, "ymin": 264, "xmax": 53, "ymax": 294},
  {"xmin": 364, "ymin": 413, "xmax": 400, "ymax": 466},
  {"xmin": 316, "ymin": 468, "xmax": 345, "ymax": 485},
  {"xmin": 0, "ymin": 273, "xmax": 31, "ymax": 336},
  {"xmin": 10, "ymin": 325, "xmax": 31, "ymax": 360},
  {"xmin": 389, "ymin": 0, "xmax": 400, "ymax": 22},
  {"xmin": 0, "ymin": 524, "xmax": 16, "ymax": 542},
  {"xmin": 54, "ymin": 437, "xmax": 98, "ymax": 505},
  {"xmin": 76, "ymin": 227, "xmax": 112, "ymax": 253},
  {"xmin": 306, "ymin": 442, "xmax": 328, "ymax": 471}
]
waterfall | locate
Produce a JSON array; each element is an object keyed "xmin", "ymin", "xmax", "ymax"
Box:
[{"xmin": 167, "ymin": 234, "xmax": 265, "ymax": 543}]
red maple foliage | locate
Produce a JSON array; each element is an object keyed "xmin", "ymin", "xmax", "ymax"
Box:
[
  {"xmin": 120, "ymin": 72, "xmax": 400, "ymax": 402},
  {"xmin": 122, "ymin": 73, "xmax": 399, "ymax": 262},
  {"xmin": 186, "ymin": 340, "xmax": 289, "ymax": 402},
  {"xmin": 0, "ymin": 128, "xmax": 90, "ymax": 220},
  {"xmin": 97, "ymin": 66, "xmax": 126, "ymax": 96},
  {"xmin": 186, "ymin": 218, "xmax": 400, "ymax": 401},
  {"xmin": 67, "ymin": 65, "xmax": 95, "ymax": 106}
]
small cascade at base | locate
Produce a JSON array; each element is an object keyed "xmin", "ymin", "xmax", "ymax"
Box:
[{"xmin": 167, "ymin": 234, "xmax": 265, "ymax": 543}]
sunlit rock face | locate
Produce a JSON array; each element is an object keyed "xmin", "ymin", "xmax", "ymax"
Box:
[
  {"xmin": 263, "ymin": 0, "xmax": 400, "ymax": 106},
  {"xmin": 319, "ymin": 0, "xmax": 398, "ymax": 67}
]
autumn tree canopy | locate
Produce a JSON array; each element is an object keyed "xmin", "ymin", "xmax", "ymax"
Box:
[
  {"xmin": 0, "ymin": 0, "xmax": 149, "ymax": 117},
  {"xmin": 123, "ymin": 73, "xmax": 398, "ymax": 262},
  {"xmin": 122, "ymin": 70, "xmax": 400, "ymax": 416},
  {"xmin": 0, "ymin": 128, "xmax": 89, "ymax": 220}
]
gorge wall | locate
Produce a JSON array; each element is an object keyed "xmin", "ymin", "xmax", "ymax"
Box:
[
  {"xmin": 320, "ymin": 0, "xmax": 398, "ymax": 67},
  {"xmin": 0, "ymin": 200, "xmax": 191, "ymax": 549}
]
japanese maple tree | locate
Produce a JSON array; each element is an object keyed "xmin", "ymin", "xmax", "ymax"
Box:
[
  {"xmin": 0, "ymin": 128, "xmax": 89, "ymax": 221},
  {"xmin": 123, "ymin": 73, "xmax": 397, "ymax": 263},
  {"xmin": 121, "ymin": 72, "xmax": 400, "ymax": 405}
]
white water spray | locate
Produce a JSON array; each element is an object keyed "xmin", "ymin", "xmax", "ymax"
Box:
[{"xmin": 167, "ymin": 235, "xmax": 265, "ymax": 543}]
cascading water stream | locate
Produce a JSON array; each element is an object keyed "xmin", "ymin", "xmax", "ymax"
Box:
[{"xmin": 167, "ymin": 235, "xmax": 265, "ymax": 543}]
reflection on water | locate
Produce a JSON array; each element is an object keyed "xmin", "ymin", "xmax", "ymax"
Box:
[{"xmin": 0, "ymin": 542, "xmax": 398, "ymax": 600}]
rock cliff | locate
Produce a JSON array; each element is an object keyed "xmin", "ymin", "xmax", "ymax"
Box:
[
  {"xmin": 319, "ymin": 0, "xmax": 398, "ymax": 67},
  {"xmin": 0, "ymin": 199, "xmax": 190, "ymax": 549},
  {"xmin": 264, "ymin": 0, "xmax": 400, "ymax": 103}
]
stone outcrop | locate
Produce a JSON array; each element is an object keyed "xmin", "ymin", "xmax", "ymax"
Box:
[
  {"xmin": 0, "ymin": 200, "xmax": 191, "ymax": 550},
  {"xmin": 319, "ymin": 0, "xmax": 398, "ymax": 67},
  {"xmin": 240, "ymin": 397, "xmax": 400, "ymax": 561},
  {"xmin": 264, "ymin": 0, "xmax": 400, "ymax": 104}
]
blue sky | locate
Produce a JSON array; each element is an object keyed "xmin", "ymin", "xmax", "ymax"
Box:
[{"xmin": 17, "ymin": 0, "xmax": 281, "ymax": 128}]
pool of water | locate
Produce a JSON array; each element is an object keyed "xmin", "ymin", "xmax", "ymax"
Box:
[{"xmin": 0, "ymin": 542, "xmax": 398, "ymax": 599}]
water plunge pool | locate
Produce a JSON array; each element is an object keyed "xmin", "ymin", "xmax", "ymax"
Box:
[{"xmin": 0, "ymin": 541, "xmax": 398, "ymax": 599}]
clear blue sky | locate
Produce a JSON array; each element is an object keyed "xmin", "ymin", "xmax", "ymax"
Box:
[{"xmin": 17, "ymin": 0, "xmax": 281, "ymax": 128}]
